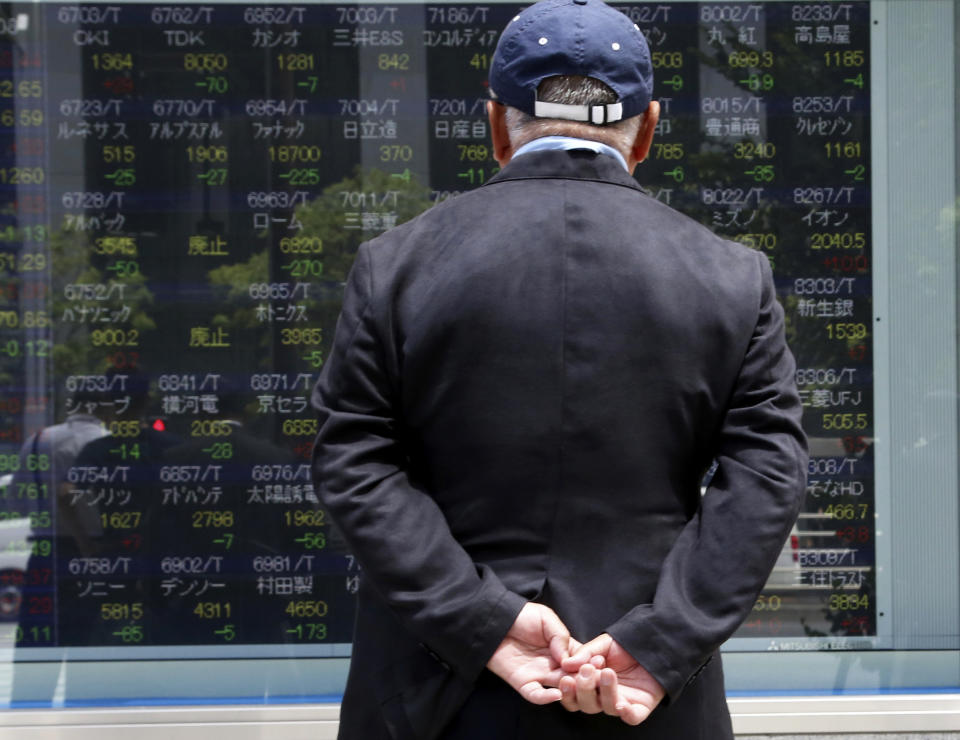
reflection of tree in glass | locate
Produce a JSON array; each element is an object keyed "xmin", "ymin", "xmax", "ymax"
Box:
[
  {"xmin": 49, "ymin": 228, "xmax": 156, "ymax": 415},
  {"xmin": 294, "ymin": 166, "xmax": 433, "ymax": 281},
  {"xmin": 680, "ymin": 21, "xmax": 875, "ymax": 403},
  {"xmin": 206, "ymin": 167, "xmax": 433, "ymax": 369},
  {"xmin": 206, "ymin": 247, "xmax": 267, "ymax": 333}
]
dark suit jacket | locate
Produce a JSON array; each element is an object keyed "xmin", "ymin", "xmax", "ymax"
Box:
[{"xmin": 312, "ymin": 149, "xmax": 807, "ymax": 739}]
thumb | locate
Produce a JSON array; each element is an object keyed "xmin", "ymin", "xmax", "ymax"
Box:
[
  {"xmin": 536, "ymin": 605, "xmax": 573, "ymax": 664},
  {"xmin": 561, "ymin": 633, "xmax": 613, "ymax": 673}
]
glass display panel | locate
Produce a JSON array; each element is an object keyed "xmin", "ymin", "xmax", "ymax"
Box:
[{"xmin": 0, "ymin": 0, "xmax": 953, "ymax": 706}]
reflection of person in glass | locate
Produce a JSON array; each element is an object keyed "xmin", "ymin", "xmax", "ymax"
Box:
[
  {"xmin": 8, "ymin": 382, "xmax": 113, "ymax": 701},
  {"xmin": 9, "ymin": 384, "xmax": 112, "ymax": 626},
  {"xmin": 13, "ymin": 386, "xmax": 113, "ymax": 552},
  {"xmin": 312, "ymin": 1, "xmax": 807, "ymax": 738},
  {"xmin": 59, "ymin": 369, "xmax": 179, "ymax": 647}
]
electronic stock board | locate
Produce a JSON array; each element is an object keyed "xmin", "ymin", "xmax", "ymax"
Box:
[{"xmin": 0, "ymin": 1, "xmax": 874, "ymax": 657}]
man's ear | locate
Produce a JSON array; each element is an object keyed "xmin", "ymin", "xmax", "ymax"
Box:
[
  {"xmin": 488, "ymin": 100, "xmax": 513, "ymax": 167},
  {"xmin": 628, "ymin": 100, "xmax": 660, "ymax": 170}
]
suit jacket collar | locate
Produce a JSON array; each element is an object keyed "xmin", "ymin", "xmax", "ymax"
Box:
[{"xmin": 484, "ymin": 148, "xmax": 645, "ymax": 193}]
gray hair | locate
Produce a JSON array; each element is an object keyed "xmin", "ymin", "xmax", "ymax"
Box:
[{"xmin": 502, "ymin": 75, "xmax": 642, "ymax": 156}]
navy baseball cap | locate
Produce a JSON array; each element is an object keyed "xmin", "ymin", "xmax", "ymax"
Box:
[{"xmin": 489, "ymin": 0, "xmax": 654, "ymax": 125}]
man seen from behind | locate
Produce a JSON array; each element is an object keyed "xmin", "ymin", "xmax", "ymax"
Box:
[{"xmin": 312, "ymin": 0, "xmax": 808, "ymax": 737}]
